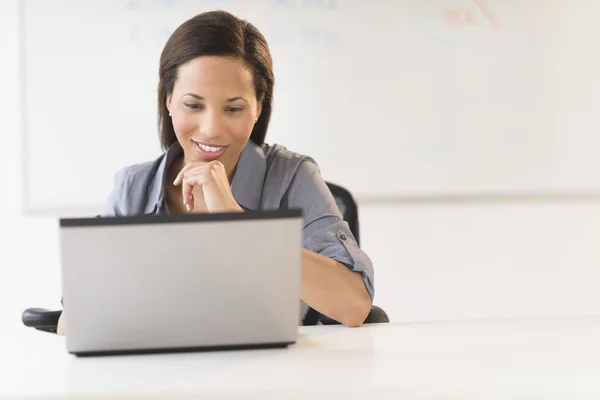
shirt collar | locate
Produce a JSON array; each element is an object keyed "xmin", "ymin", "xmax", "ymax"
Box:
[{"xmin": 146, "ymin": 140, "xmax": 267, "ymax": 214}]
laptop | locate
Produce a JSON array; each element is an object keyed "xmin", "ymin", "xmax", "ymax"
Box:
[{"xmin": 59, "ymin": 209, "xmax": 303, "ymax": 356}]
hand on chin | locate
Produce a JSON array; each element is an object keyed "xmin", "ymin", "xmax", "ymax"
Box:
[{"xmin": 174, "ymin": 159, "xmax": 243, "ymax": 214}]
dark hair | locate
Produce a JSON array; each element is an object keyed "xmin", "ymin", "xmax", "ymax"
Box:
[{"xmin": 157, "ymin": 10, "xmax": 274, "ymax": 150}]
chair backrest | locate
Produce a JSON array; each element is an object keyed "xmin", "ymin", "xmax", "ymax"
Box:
[{"xmin": 325, "ymin": 182, "xmax": 360, "ymax": 246}]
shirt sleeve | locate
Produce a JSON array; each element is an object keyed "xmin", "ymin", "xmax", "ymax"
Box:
[
  {"xmin": 101, "ymin": 168, "xmax": 129, "ymax": 217},
  {"xmin": 282, "ymin": 159, "xmax": 375, "ymax": 301}
]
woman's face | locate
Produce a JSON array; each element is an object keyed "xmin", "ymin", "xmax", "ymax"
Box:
[{"xmin": 166, "ymin": 56, "xmax": 262, "ymax": 177}]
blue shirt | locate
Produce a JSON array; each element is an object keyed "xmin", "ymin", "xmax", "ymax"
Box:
[{"xmin": 101, "ymin": 140, "xmax": 375, "ymax": 321}]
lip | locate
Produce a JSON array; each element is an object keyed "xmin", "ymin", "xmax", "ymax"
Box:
[{"xmin": 192, "ymin": 140, "xmax": 229, "ymax": 161}]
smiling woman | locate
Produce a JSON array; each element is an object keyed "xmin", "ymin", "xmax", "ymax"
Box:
[
  {"xmin": 57, "ymin": 10, "xmax": 374, "ymax": 334},
  {"xmin": 164, "ymin": 55, "xmax": 263, "ymax": 213}
]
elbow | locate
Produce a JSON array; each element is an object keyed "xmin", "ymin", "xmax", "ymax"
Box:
[
  {"xmin": 57, "ymin": 311, "xmax": 66, "ymax": 336},
  {"xmin": 340, "ymin": 294, "xmax": 372, "ymax": 328}
]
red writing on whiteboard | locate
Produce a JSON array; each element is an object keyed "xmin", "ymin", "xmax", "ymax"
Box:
[{"xmin": 444, "ymin": 0, "xmax": 501, "ymax": 31}]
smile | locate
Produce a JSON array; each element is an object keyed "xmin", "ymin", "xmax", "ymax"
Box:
[
  {"xmin": 192, "ymin": 140, "xmax": 229, "ymax": 160},
  {"xmin": 197, "ymin": 143, "xmax": 225, "ymax": 152}
]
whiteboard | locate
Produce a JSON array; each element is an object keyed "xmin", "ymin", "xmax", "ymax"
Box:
[{"xmin": 20, "ymin": 0, "xmax": 600, "ymax": 213}]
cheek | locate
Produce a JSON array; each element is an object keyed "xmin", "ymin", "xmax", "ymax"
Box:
[
  {"xmin": 172, "ymin": 116, "xmax": 197, "ymax": 138},
  {"xmin": 229, "ymin": 118, "xmax": 255, "ymax": 141}
]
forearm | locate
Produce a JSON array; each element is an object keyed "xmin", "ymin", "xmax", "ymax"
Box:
[{"xmin": 300, "ymin": 248, "xmax": 371, "ymax": 327}]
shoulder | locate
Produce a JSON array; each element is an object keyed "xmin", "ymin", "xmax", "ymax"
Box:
[
  {"xmin": 112, "ymin": 156, "xmax": 163, "ymax": 189},
  {"xmin": 250, "ymin": 142, "xmax": 325, "ymax": 209},
  {"xmin": 103, "ymin": 154, "xmax": 165, "ymax": 216},
  {"xmin": 261, "ymin": 142, "xmax": 320, "ymax": 182},
  {"xmin": 262, "ymin": 143, "xmax": 311, "ymax": 163},
  {"xmin": 260, "ymin": 142, "xmax": 331, "ymax": 201}
]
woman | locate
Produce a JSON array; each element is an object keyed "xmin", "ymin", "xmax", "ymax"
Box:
[{"xmin": 58, "ymin": 10, "xmax": 373, "ymax": 334}]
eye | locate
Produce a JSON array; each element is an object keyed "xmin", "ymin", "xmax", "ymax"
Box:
[
  {"xmin": 184, "ymin": 103, "xmax": 204, "ymax": 109},
  {"xmin": 226, "ymin": 106, "xmax": 243, "ymax": 113}
]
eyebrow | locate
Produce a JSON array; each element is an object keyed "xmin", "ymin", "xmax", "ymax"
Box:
[
  {"xmin": 182, "ymin": 93, "xmax": 247, "ymax": 103},
  {"xmin": 182, "ymin": 93, "xmax": 204, "ymax": 100}
]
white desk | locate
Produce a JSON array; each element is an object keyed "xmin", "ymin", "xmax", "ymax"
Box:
[{"xmin": 2, "ymin": 316, "xmax": 600, "ymax": 399}]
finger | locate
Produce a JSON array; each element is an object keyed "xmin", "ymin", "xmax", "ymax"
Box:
[
  {"xmin": 173, "ymin": 163, "xmax": 196, "ymax": 186},
  {"xmin": 181, "ymin": 177, "xmax": 194, "ymax": 204},
  {"xmin": 185, "ymin": 194, "xmax": 193, "ymax": 212},
  {"xmin": 173, "ymin": 167, "xmax": 188, "ymax": 186},
  {"xmin": 173, "ymin": 169, "xmax": 184, "ymax": 186},
  {"xmin": 181, "ymin": 189, "xmax": 194, "ymax": 212},
  {"xmin": 181, "ymin": 175, "xmax": 203, "ymax": 207}
]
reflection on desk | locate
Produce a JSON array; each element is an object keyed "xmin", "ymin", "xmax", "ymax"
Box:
[{"xmin": 2, "ymin": 316, "xmax": 600, "ymax": 399}]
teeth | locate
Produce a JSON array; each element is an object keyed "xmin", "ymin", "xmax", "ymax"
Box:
[{"xmin": 198, "ymin": 143, "xmax": 224, "ymax": 152}]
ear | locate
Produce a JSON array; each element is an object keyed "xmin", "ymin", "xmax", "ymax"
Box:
[
  {"xmin": 166, "ymin": 95, "xmax": 172, "ymax": 114},
  {"xmin": 256, "ymin": 100, "xmax": 262, "ymax": 121}
]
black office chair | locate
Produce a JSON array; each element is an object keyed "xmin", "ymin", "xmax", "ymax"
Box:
[{"xmin": 22, "ymin": 182, "xmax": 388, "ymax": 333}]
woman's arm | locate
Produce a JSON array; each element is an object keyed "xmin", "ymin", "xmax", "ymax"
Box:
[
  {"xmin": 282, "ymin": 159, "xmax": 375, "ymax": 327},
  {"xmin": 301, "ymin": 249, "xmax": 371, "ymax": 327}
]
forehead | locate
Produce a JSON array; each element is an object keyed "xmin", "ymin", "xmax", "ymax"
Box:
[{"xmin": 175, "ymin": 56, "xmax": 255, "ymax": 94}]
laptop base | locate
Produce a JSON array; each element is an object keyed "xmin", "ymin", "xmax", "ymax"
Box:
[{"xmin": 70, "ymin": 341, "xmax": 295, "ymax": 357}]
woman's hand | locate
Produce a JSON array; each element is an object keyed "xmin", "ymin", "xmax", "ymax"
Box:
[{"xmin": 173, "ymin": 160, "xmax": 243, "ymax": 213}]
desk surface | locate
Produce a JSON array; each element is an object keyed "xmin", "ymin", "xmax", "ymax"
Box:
[{"xmin": 2, "ymin": 316, "xmax": 600, "ymax": 399}]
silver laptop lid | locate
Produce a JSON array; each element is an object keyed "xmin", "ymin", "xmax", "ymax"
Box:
[{"xmin": 59, "ymin": 210, "xmax": 303, "ymax": 355}]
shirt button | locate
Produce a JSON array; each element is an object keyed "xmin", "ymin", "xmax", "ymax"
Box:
[{"xmin": 339, "ymin": 233, "xmax": 347, "ymax": 241}]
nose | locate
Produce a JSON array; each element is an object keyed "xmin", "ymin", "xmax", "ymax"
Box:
[{"xmin": 198, "ymin": 108, "xmax": 225, "ymax": 140}]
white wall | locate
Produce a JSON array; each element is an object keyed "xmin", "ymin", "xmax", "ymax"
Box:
[
  {"xmin": 2, "ymin": 1, "xmax": 600, "ymax": 336},
  {"xmin": 362, "ymin": 201, "xmax": 600, "ymax": 322},
  {"xmin": 0, "ymin": 1, "xmax": 64, "ymax": 337},
  {"xmin": 20, "ymin": 0, "xmax": 600, "ymax": 212}
]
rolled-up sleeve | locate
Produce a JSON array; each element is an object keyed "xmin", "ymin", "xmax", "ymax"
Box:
[{"xmin": 283, "ymin": 160, "xmax": 375, "ymax": 301}]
